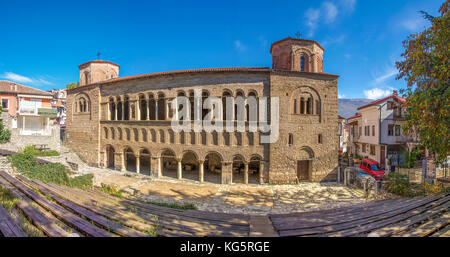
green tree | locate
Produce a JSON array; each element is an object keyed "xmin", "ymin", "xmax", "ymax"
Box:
[
  {"xmin": 66, "ymin": 82, "xmax": 79, "ymax": 89},
  {"xmin": 0, "ymin": 106, "xmax": 11, "ymax": 143},
  {"xmin": 396, "ymin": 0, "xmax": 449, "ymax": 164}
]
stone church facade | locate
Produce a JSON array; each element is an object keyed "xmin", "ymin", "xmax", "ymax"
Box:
[{"xmin": 65, "ymin": 37, "xmax": 339, "ymax": 184}]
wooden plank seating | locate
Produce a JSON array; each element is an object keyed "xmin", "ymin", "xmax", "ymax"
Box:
[
  {"xmin": 44, "ymin": 181, "xmax": 250, "ymax": 237},
  {"xmin": 0, "ymin": 170, "xmax": 113, "ymax": 237},
  {"xmin": 0, "ymin": 175, "xmax": 73, "ymax": 237},
  {"xmin": 393, "ymin": 213, "xmax": 450, "ymax": 237},
  {"xmin": 272, "ymin": 196, "xmax": 428, "ymax": 231},
  {"xmin": 0, "ymin": 204, "xmax": 27, "ymax": 237},
  {"xmin": 270, "ymin": 193, "xmax": 450, "ymax": 237},
  {"xmin": 16, "ymin": 175, "xmax": 149, "ymax": 237}
]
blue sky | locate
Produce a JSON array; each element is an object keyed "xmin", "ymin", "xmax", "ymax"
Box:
[{"xmin": 0, "ymin": 0, "xmax": 443, "ymax": 99}]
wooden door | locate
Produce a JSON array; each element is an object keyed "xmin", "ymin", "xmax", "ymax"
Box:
[{"xmin": 297, "ymin": 160, "xmax": 310, "ymax": 181}]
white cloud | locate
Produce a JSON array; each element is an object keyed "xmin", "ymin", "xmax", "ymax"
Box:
[
  {"xmin": 1, "ymin": 72, "xmax": 54, "ymax": 86},
  {"xmin": 305, "ymin": 8, "xmax": 321, "ymax": 37},
  {"xmin": 339, "ymin": 0, "xmax": 357, "ymax": 13},
  {"xmin": 2, "ymin": 72, "xmax": 33, "ymax": 83},
  {"xmin": 364, "ymin": 88, "xmax": 393, "ymax": 100},
  {"xmin": 323, "ymin": 2, "xmax": 338, "ymax": 23},
  {"xmin": 372, "ymin": 66, "xmax": 398, "ymax": 85},
  {"xmin": 234, "ymin": 40, "xmax": 247, "ymax": 51},
  {"xmin": 338, "ymin": 93, "xmax": 346, "ymax": 99}
]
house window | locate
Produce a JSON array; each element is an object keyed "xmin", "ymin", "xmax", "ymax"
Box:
[
  {"xmin": 372, "ymin": 125, "xmax": 375, "ymax": 136},
  {"xmin": 318, "ymin": 134, "xmax": 323, "ymax": 144},
  {"xmin": 395, "ymin": 125, "xmax": 401, "ymax": 136},
  {"xmin": 370, "ymin": 145, "xmax": 375, "ymax": 155},
  {"xmin": 1, "ymin": 98, "xmax": 9, "ymax": 110},
  {"xmin": 387, "ymin": 102, "xmax": 393, "ymax": 110},
  {"xmin": 293, "ymin": 99, "xmax": 297, "ymax": 114},
  {"xmin": 362, "ymin": 144, "xmax": 366, "ymax": 153},
  {"xmin": 359, "ymin": 127, "xmax": 362, "ymax": 137},
  {"xmin": 388, "ymin": 124, "xmax": 394, "ymax": 136},
  {"xmin": 288, "ymin": 134, "xmax": 294, "ymax": 146}
]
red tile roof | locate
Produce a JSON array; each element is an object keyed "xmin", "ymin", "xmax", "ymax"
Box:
[
  {"xmin": 357, "ymin": 92, "xmax": 406, "ymax": 110},
  {"xmin": 347, "ymin": 112, "xmax": 361, "ymax": 120},
  {"xmin": 270, "ymin": 37, "xmax": 325, "ymax": 53},
  {"xmin": 0, "ymin": 81, "xmax": 53, "ymax": 96},
  {"xmin": 78, "ymin": 60, "xmax": 120, "ymax": 69},
  {"xmin": 67, "ymin": 66, "xmax": 339, "ymax": 91}
]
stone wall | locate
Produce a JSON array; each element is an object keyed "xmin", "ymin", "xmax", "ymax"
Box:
[
  {"xmin": 268, "ymin": 71, "xmax": 339, "ymax": 183},
  {"xmin": 0, "ymin": 113, "xmax": 61, "ymax": 152}
]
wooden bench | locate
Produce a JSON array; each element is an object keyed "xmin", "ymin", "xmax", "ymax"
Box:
[{"xmin": 0, "ymin": 203, "xmax": 27, "ymax": 237}]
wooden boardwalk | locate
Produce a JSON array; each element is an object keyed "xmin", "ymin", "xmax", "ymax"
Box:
[
  {"xmin": 0, "ymin": 167, "xmax": 448, "ymax": 237},
  {"xmin": 270, "ymin": 193, "xmax": 450, "ymax": 237}
]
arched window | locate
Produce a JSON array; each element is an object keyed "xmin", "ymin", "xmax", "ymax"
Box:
[
  {"xmin": 300, "ymin": 98, "xmax": 305, "ymax": 114},
  {"xmin": 293, "ymin": 99, "xmax": 297, "ymax": 114},
  {"xmin": 300, "ymin": 56, "xmax": 305, "ymax": 72}
]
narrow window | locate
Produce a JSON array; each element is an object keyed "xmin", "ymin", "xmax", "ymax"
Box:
[
  {"xmin": 395, "ymin": 125, "xmax": 401, "ymax": 136},
  {"xmin": 388, "ymin": 124, "xmax": 394, "ymax": 136},
  {"xmin": 288, "ymin": 134, "xmax": 294, "ymax": 146},
  {"xmin": 300, "ymin": 98, "xmax": 305, "ymax": 114},
  {"xmin": 372, "ymin": 125, "xmax": 375, "ymax": 136},
  {"xmin": 300, "ymin": 56, "xmax": 305, "ymax": 71},
  {"xmin": 1, "ymin": 98, "xmax": 9, "ymax": 110},
  {"xmin": 293, "ymin": 99, "xmax": 297, "ymax": 114},
  {"xmin": 318, "ymin": 134, "xmax": 323, "ymax": 144}
]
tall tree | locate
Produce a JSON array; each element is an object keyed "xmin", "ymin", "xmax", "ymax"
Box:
[{"xmin": 396, "ymin": 0, "xmax": 449, "ymax": 164}]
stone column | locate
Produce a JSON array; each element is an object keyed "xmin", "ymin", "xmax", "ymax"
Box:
[
  {"xmin": 259, "ymin": 162, "xmax": 264, "ymax": 184},
  {"xmin": 157, "ymin": 156, "xmax": 162, "ymax": 177},
  {"xmin": 121, "ymin": 153, "xmax": 126, "ymax": 172},
  {"xmin": 121, "ymin": 101, "xmax": 125, "ymax": 120},
  {"xmin": 167, "ymin": 101, "xmax": 171, "ymax": 120},
  {"xmin": 199, "ymin": 160, "xmax": 204, "ymax": 183},
  {"xmin": 136, "ymin": 155, "xmax": 140, "ymax": 174},
  {"xmin": 177, "ymin": 159, "xmax": 182, "ymax": 180},
  {"xmin": 136, "ymin": 99, "xmax": 140, "ymax": 121},
  {"xmin": 103, "ymin": 151, "xmax": 107, "ymax": 168},
  {"xmin": 244, "ymin": 162, "xmax": 249, "ymax": 185},
  {"xmin": 303, "ymin": 100, "xmax": 307, "ymax": 114}
]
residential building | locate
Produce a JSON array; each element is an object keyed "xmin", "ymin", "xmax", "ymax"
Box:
[
  {"xmin": 347, "ymin": 91, "xmax": 416, "ymax": 168},
  {"xmin": 0, "ymin": 81, "xmax": 60, "ymax": 151}
]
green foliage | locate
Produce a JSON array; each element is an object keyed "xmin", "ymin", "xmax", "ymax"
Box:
[
  {"xmin": 99, "ymin": 183, "xmax": 124, "ymax": 198},
  {"xmin": 10, "ymin": 153, "xmax": 92, "ymax": 189},
  {"xmin": 66, "ymin": 82, "xmax": 79, "ymax": 89},
  {"xmin": 396, "ymin": 1, "xmax": 450, "ymax": 165},
  {"xmin": 385, "ymin": 173, "xmax": 411, "ymax": 197},
  {"xmin": 23, "ymin": 145, "xmax": 59, "ymax": 157},
  {"xmin": 23, "ymin": 163, "xmax": 70, "ymax": 185},
  {"xmin": 0, "ymin": 187, "xmax": 21, "ymax": 210},
  {"xmin": 400, "ymin": 149, "xmax": 421, "ymax": 168},
  {"xmin": 143, "ymin": 201, "xmax": 197, "ymax": 210},
  {"xmin": 8, "ymin": 152, "xmax": 37, "ymax": 172},
  {"xmin": 0, "ymin": 106, "xmax": 11, "ymax": 143}
]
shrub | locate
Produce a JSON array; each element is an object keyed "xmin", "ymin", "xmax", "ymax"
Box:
[
  {"xmin": 8, "ymin": 153, "xmax": 37, "ymax": 172},
  {"xmin": 423, "ymin": 182, "xmax": 443, "ymax": 195},
  {"xmin": 24, "ymin": 163, "xmax": 70, "ymax": 185},
  {"xmin": 385, "ymin": 173, "xmax": 411, "ymax": 197},
  {"xmin": 9, "ymin": 153, "xmax": 92, "ymax": 189}
]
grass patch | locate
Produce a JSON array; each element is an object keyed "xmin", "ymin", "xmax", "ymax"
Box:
[
  {"xmin": 0, "ymin": 187, "xmax": 21, "ymax": 210},
  {"xmin": 98, "ymin": 184, "xmax": 125, "ymax": 198},
  {"xmin": 142, "ymin": 200, "xmax": 197, "ymax": 210},
  {"xmin": 23, "ymin": 145, "xmax": 59, "ymax": 157},
  {"xmin": 9, "ymin": 153, "xmax": 93, "ymax": 190}
]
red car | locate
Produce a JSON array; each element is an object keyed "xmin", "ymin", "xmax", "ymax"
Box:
[{"xmin": 360, "ymin": 159, "xmax": 385, "ymax": 180}]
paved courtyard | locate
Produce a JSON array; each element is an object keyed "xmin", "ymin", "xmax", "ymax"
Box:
[{"xmin": 2, "ymin": 148, "xmax": 372, "ymax": 215}]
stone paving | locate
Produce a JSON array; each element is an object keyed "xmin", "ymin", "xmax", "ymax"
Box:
[{"xmin": 1, "ymin": 147, "xmax": 373, "ymax": 215}]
